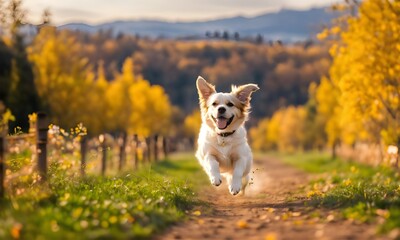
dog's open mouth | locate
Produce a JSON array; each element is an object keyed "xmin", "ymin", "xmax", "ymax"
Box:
[{"xmin": 212, "ymin": 116, "xmax": 234, "ymax": 130}]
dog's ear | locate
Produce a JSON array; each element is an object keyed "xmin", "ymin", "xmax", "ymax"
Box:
[
  {"xmin": 232, "ymin": 84, "xmax": 259, "ymax": 103},
  {"xmin": 196, "ymin": 76, "xmax": 216, "ymax": 102}
]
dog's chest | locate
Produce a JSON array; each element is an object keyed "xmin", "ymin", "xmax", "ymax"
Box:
[
  {"xmin": 216, "ymin": 143, "xmax": 231, "ymax": 157},
  {"xmin": 217, "ymin": 135, "xmax": 229, "ymax": 147},
  {"xmin": 214, "ymin": 137, "xmax": 235, "ymax": 163}
]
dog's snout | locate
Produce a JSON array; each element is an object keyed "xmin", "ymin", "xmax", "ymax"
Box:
[{"xmin": 218, "ymin": 107, "xmax": 226, "ymax": 114}]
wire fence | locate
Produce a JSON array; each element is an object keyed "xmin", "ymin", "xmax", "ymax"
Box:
[{"xmin": 0, "ymin": 113, "xmax": 170, "ymax": 199}]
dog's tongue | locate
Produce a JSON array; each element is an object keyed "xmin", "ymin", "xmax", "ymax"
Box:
[{"xmin": 216, "ymin": 117, "xmax": 228, "ymax": 129}]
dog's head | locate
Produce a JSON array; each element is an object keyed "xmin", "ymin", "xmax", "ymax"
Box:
[{"xmin": 196, "ymin": 76, "xmax": 259, "ymax": 133}]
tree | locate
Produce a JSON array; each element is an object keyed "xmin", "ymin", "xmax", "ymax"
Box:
[
  {"xmin": 278, "ymin": 106, "xmax": 307, "ymax": 152},
  {"xmin": 3, "ymin": 0, "xmax": 39, "ymax": 131},
  {"xmin": 222, "ymin": 31, "xmax": 229, "ymax": 40},
  {"xmin": 255, "ymin": 34, "xmax": 263, "ymax": 44},
  {"xmin": 322, "ymin": 0, "xmax": 400, "ymax": 154},
  {"xmin": 184, "ymin": 110, "xmax": 201, "ymax": 139},
  {"xmin": 304, "ymin": 82, "xmax": 326, "ymax": 150},
  {"xmin": 249, "ymin": 118, "xmax": 269, "ymax": 151},
  {"xmin": 128, "ymin": 76, "xmax": 172, "ymax": 137},
  {"xmin": 0, "ymin": 39, "xmax": 13, "ymax": 105},
  {"xmin": 106, "ymin": 57, "xmax": 136, "ymax": 137},
  {"xmin": 315, "ymin": 76, "xmax": 342, "ymax": 157},
  {"xmin": 28, "ymin": 26, "xmax": 90, "ymax": 128},
  {"xmin": 80, "ymin": 61, "xmax": 110, "ymax": 135},
  {"xmin": 41, "ymin": 8, "xmax": 51, "ymax": 25},
  {"xmin": 107, "ymin": 57, "xmax": 172, "ymax": 137},
  {"xmin": 250, "ymin": 106, "xmax": 308, "ymax": 152},
  {"xmin": 234, "ymin": 32, "xmax": 240, "ymax": 41}
]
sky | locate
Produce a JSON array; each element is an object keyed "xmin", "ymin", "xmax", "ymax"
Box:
[{"xmin": 24, "ymin": 0, "xmax": 340, "ymax": 25}]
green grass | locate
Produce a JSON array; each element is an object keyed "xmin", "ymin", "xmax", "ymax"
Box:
[
  {"xmin": 0, "ymin": 152, "xmax": 204, "ymax": 239},
  {"xmin": 151, "ymin": 152, "xmax": 208, "ymax": 189},
  {"xmin": 6, "ymin": 149, "xmax": 32, "ymax": 172},
  {"xmin": 273, "ymin": 151, "xmax": 400, "ymax": 234}
]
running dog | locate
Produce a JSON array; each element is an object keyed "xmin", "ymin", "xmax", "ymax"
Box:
[{"xmin": 195, "ymin": 76, "xmax": 259, "ymax": 195}]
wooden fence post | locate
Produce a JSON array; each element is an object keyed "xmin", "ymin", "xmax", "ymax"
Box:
[
  {"xmin": 118, "ymin": 132, "xmax": 127, "ymax": 171},
  {"xmin": 162, "ymin": 136, "xmax": 169, "ymax": 159},
  {"xmin": 133, "ymin": 134, "xmax": 139, "ymax": 169},
  {"xmin": 145, "ymin": 137, "xmax": 151, "ymax": 163},
  {"xmin": 0, "ymin": 135, "xmax": 5, "ymax": 198},
  {"xmin": 153, "ymin": 134, "xmax": 159, "ymax": 162},
  {"xmin": 36, "ymin": 112, "xmax": 48, "ymax": 181},
  {"xmin": 80, "ymin": 136, "xmax": 87, "ymax": 176},
  {"xmin": 99, "ymin": 134, "xmax": 107, "ymax": 176}
]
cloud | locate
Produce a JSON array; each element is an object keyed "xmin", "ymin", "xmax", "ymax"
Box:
[
  {"xmin": 24, "ymin": 0, "xmax": 340, "ymax": 24},
  {"xmin": 54, "ymin": 8, "xmax": 99, "ymax": 18},
  {"xmin": 51, "ymin": 8, "xmax": 103, "ymax": 23},
  {"xmin": 281, "ymin": 0, "xmax": 339, "ymax": 9}
]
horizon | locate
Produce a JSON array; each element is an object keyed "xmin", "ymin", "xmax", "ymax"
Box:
[
  {"xmin": 57, "ymin": 6, "xmax": 333, "ymax": 26},
  {"xmin": 24, "ymin": 0, "xmax": 340, "ymax": 25}
]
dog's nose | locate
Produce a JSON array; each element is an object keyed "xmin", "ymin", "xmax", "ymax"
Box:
[{"xmin": 218, "ymin": 107, "xmax": 226, "ymax": 114}]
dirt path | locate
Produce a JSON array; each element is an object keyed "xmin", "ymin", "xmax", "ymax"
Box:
[{"xmin": 157, "ymin": 156, "xmax": 388, "ymax": 240}]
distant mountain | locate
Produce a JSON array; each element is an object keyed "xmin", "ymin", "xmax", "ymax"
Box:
[{"xmin": 58, "ymin": 7, "xmax": 339, "ymax": 42}]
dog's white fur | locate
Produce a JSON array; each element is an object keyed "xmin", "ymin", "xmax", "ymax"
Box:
[{"xmin": 195, "ymin": 76, "xmax": 259, "ymax": 195}]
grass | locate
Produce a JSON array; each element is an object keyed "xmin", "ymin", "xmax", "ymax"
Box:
[
  {"xmin": 151, "ymin": 152, "xmax": 209, "ymax": 189},
  {"xmin": 273, "ymin": 151, "xmax": 400, "ymax": 234},
  {"xmin": 0, "ymin": 152, "xmax": 205, "ymax": 239}
]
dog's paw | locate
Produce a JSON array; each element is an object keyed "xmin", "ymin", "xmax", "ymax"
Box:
[
  {"xmin": 210, "ymin": 176, "xmax": 222, "ymax": 186},
  {"xmin": 229, "ymin": 180, "xmax": 242, "ymax": 195}
]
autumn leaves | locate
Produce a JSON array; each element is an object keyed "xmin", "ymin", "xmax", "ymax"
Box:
[
  {"xmin": 251, "ymin": 0, "xmax": 400, "ymax": 162},
  {"xmin": 28, "ymin": 27, "xmax": 172, "ymax": 137}
]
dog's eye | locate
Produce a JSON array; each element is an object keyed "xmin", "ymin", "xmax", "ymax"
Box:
[
  {"xmin": 212, "ymin": 102, "xmax": 218, "ymax": 106},
  {"xmin": 227, "ymin": 102, "xmax": 234, "ymax": 107}
]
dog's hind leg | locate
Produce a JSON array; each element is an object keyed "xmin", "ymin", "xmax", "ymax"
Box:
[{"xmin": 222, "ymin": 173, "xmax": 232, "ymax": 187}]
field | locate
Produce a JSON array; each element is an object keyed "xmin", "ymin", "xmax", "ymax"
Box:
[
  {"xmin": 0, "ymin": 152, "xmax": 205, "ymax": 239},
  {"xmin": 276, "ymin": 152, "xmax": 400, "ymax": 234},
  {"xmin": 1, "ymin": 0, "xmax": 400, "ymax": 238},
  {"xmin": 1, "ymin": 142, "xmax": 400, "ymax": 240}
]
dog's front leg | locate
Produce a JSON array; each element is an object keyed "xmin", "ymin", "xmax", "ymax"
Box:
[
  {"xmin": 229, "ymin": 160, "xmax": 246, "ymax": 195},
  {"xmin": 203, "ymin": 154, "xmax": 222, "ymax": 186}
]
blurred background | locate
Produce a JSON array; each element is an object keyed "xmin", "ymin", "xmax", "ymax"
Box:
[
  {"xmin": 1, "ymin": 1, "xmax": 400, "ymax": 238},
  {"xmin": 0, "ymin": 0, "xmax": 399, "ymax": 164}
]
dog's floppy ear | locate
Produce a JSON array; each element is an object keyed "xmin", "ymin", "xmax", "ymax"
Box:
[
  {"xmin": 196, "ymin": 76, "xmax": 216, "ymax": 102},
  {"xmin": 232, "ymin": 84, "xmax": 259, "ymax": 103}
]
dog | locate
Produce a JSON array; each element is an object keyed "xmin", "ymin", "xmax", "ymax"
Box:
[{"xmin": 195, "ymin": 76, "xmax": 259, "ymax": 195}]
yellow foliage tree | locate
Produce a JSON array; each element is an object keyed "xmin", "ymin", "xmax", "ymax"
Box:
[
  {"xmin": 250, "ymin": 106, "xmax": 308, "ymax": 152},
  {"xmin": 249, "ymin": 118, "xmax": 269, "ymax": 151},
  {"xmin": 322, "ymin": 0, "xmax": 400, "ymax": 150},
  {"xmin": 183, "ymin": 110, "xmax": 201, "ymax": 140},
  {"xmin": 28, "ymin": 26, "xmax": 90, "ymax": 128},
  {"xmin": 265, "ymin": 109, "xmax": 284, "ymax": 150},
  {"xmin": 315, "ymin": 76, "xmax": 342, "ymax": 150},
  {"xmin": 278, "ymin": 106, "xmax": 307, "ymax": 152},
  {"xmin": 129, "ymin": 78, "xmax": 172, "ymax": 137},
  {"xmin": 106, "ymin": 57, "xmax": 137, "ymax": 134},
  {"xmin": 105, "ymin": 57, "xmax": 172, "ymax": 137},
  {"xmin": 304, "ymin": 82, "xmax": 326, "ymax": 150},
  {"xmin": 80, "ymin": 62, "xmax": 110, "ymax": 135}
]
